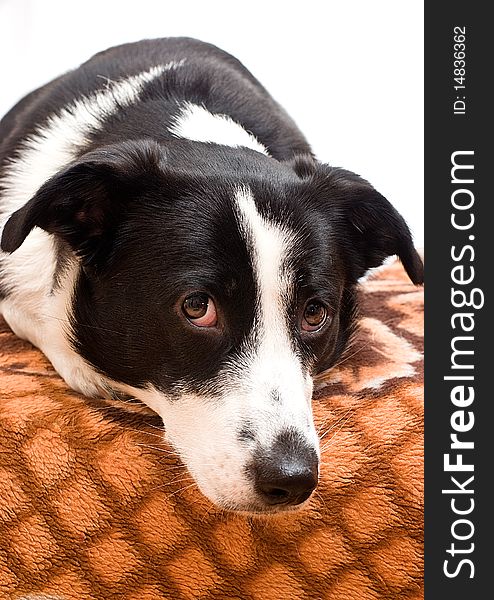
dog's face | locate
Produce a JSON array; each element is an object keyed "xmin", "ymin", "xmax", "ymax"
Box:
[{"xmin": 1, "ymin": 139, "xmax": 423, "ymax": 513}]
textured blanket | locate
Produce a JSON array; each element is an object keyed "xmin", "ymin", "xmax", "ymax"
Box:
[{"xmin": 0, "ymin": 260, "xmax": 423, "ymax": 600}]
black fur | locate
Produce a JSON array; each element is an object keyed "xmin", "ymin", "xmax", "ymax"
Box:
[{"xmin": 0, "ymin": 37, "xmax": 423, "ymax": 395}]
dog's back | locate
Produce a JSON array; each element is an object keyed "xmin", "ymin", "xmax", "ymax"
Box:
[{"xmin": 0, "ymin": 37, "xmax": 310, "ymax": 171}]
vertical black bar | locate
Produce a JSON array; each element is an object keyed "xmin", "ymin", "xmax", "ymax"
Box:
[{"xmin": 425, "ymin": 3, "xmax": 491, "ymax": 597}]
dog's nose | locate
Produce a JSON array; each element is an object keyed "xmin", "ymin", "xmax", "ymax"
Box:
[
  {"xmin": 255, "ymin": 459, "xmax": 318, "ymax": 506},
  {"xmin": 252, "ymin": 430, "xmax": 319, "ymax": 506}
]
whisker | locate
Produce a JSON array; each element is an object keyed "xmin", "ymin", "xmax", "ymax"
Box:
[
  {"xmin": 135, "ymin": 443, "xmax": 179, "ymax": 455},
  {"xmin": 318, "ymin": 408, "xmax": 353, "ymax": 442},
  {"xmin": 145, "ymin": 422, "xmax": 166, "ymax": 433},
  {"xmin": 320, "ymin": 414, "xmax": 354, "ymax": 453},
  {"xmin": 147, "ymin": 477, "xmax": 194, "ymax": 494},
  {"xmin": 126, "ymin": 428, "xmax": 166, "ymax": 440},
  {"xmin": 316, "ymin": 412, "xmax": 336, "ymax": 434},
  {"xmin": 159, "ymin": 463, "xmax": 187, "ymax": 470},
  {"xmin": 155, "ymin": 458, "xmax": 219, "ymax": 471},
  {"xmin": 40, "ymin": 313, "xmax": 128, "ymax": 337},
  {"xmin": 201, "ymin": 502, "xmax": 216, "ymax": 522},
  {"xmin": 164, "ymin": 482, "xmax": 198, "ymax": 498},
  {"xmin": 330, "ymin": 341, "xmax": 374, "ymax": 369},
  {"xmin": 166, "ymin": 474, "xmax": 195, "ymax": 486},
  {"xmin": 81, "ymin": 405, "xmax": 138, "ymax": 417}
]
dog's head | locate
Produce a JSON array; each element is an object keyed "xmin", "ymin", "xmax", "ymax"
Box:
[{"xmin": 1, "ymin": 139, "xmax": 423, "ymax": 513}]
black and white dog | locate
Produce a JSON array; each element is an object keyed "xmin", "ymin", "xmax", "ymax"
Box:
[{"xmin": 0, "ymin": 38, "xmax": 423, "ymax": 513}]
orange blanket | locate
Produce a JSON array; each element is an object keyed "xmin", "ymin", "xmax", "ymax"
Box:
[{"xmin": 0, "ymin": 260, "xmax": 423, "ymax": 600}]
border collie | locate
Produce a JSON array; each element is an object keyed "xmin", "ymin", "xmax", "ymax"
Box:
[{"xmin": 0, "ymin": 38, "xmax": 423, "ymax": 513}]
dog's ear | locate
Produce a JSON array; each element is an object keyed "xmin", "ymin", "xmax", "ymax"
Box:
[
  {"xmin": 320, "ymin": 167, "xmax": 423, "ymax": 285},
  {"xmin": 1, "ymin": 139, "xmax": 165, "ymax": 268}
]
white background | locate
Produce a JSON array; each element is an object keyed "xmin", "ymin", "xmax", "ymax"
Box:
[{"xmin": 0, "ymin": 0, "xmax": 423, "ymax": 246}]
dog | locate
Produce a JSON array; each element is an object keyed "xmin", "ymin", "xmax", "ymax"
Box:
[{"xmin": 0, "ymin": 37, "xmax": 423, "ymax": 513}]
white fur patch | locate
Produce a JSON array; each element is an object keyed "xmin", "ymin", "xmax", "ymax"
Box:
[
  {"xmin": 169, "ymin": 102, "xmax": 269, "ymax": 155},
  {"xmin": 0, "ymin": 60, "xmax": 184, "ymax": 220}
]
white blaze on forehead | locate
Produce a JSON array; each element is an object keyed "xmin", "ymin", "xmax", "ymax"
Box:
[
  {"xmin": 235, "ymin": 186, "xmax": 293, "ymax": 343},
  {"xmin": 169, "ymin": 102, "xmax": 269, "ymax": 156},
  {"xmin": 234, "ymin": 187, "xmax": 312, "ymax": 411}
]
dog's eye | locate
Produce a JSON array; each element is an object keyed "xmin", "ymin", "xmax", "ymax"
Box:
[
  {"xmin": 301, "ymin": 300, "xmax": 329, "ymax": 332},
  {"xmin": 182, "ymin": 293, "xmax": 217, "ymax": 327}
]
